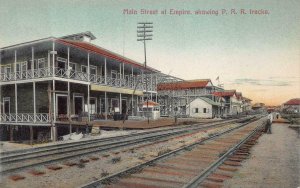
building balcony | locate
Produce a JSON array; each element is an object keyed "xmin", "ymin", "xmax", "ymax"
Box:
[
  {"xmin": 0, "ymin": 67, "xmax": 145, "ymax": 91},
  {"xmin": 0, "ymin": 113, "xmax": 50, "ymax": 124}
]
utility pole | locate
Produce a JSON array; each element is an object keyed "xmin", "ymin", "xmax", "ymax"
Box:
[{"xmin": 137, "ymin": 22, "xmax": 153, "ymax": 124}]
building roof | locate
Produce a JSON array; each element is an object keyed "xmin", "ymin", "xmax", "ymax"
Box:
[
  {"xmin": 252, "ymin": 103, "xmax": 265, "ymax": 108},
  {"xmin": 199, "ymin": 97, "xmax": 221, "ymax": 106},
  {"xmin": 60, "ymin": 31, "xmax": 97, "ymax": 40},
  {"xmin": 242, "ymin": 97, "xmax": 252, "ymax": 102},
  {"xmin": 157, "ymin": 79, "xmax": 212, "ymax": 91},
  {"xmin": 57, "ymin": 39, "xmax": 157, "ymax": 72},
  {"xmin": 189, "ymin": 97, "xmax": 221, "ymax": 106},
  {"xmin": 213, "ymin": 90, "xmax": 236, "ymax": 97},
  {"xmin": 284, "ymin": 98, "xmax": 300, "ymax": 105},
  {"xmin": 142, "ymin": 100, "xmax": 159, "ymax": 107}
]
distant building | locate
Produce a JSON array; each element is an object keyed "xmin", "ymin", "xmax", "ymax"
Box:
[
  {"xmin": 252, "ymin": 103, "xmax": 266, "ymax": 113},
  {"xmin": 187, "ymin": 97, "xmax": 221, "ymax": 118},
  {"xmin": 213, "ymin": 90, "xmax": 244, "ymax": 115},
  {"xmin": 242, "ymin": 97, "xmax": 252, "ymax": 112},
  {"xmin": 282, "ymin": 98, "xmax": 300, "ymax": 113},
  {"xmin": 157, "ymin": 79, "xmax": 223, "ymax": 117}
]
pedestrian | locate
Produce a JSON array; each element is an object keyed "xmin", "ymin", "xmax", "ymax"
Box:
[{"xmin": 266, "ymin": 111, "xmax": 273, "ymax": 134}]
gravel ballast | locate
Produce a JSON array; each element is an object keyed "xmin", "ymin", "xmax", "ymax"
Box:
[{"xmin": 223, "ymin": 123, "xmax": 300, "ymax": 188}]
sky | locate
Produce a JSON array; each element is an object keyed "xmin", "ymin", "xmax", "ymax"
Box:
[{"xmin": 0, "ymin": 0, "xmax": 299, "ymax": 106}]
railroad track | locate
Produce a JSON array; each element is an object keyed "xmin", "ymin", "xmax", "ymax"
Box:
[
  {"xmin": 81, "ymin": 116, "xmax": 265, "ymax": 188},
  {"xmin": 0, "ymin": 117, "xmax": 253, "ymax": 175}
]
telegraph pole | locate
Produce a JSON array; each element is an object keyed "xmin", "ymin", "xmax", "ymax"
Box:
[{"xmin": 137, "ymin": 22, "xmax": 153, "ymax": 124}]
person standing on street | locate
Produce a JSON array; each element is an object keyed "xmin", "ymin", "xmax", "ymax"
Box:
[{"xmin": 266, "ymin": 111, "xmax": 273, "ymax": 134}]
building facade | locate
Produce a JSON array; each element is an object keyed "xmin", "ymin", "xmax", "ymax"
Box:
[
  {"xmin": 0, "ymin": 32, "xmax": 163, "ymax": 141},
  {"xmin": 157, "ymin": 79, "xmax": 224, "ymax": 117}
]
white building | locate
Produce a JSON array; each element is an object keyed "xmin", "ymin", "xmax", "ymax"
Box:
[{"xmin": 187, "ymin": 97, "xmax": 221, "ymax": 118}]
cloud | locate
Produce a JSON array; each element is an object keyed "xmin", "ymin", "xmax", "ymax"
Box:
[{"xmin": 231, "ymin": 78, "xmax": 290, "ymax": 87}]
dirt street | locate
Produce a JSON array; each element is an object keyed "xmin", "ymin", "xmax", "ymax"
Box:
[{"xmin": 224, "ymin": 123, "xmax": 300, "ymax": 188}]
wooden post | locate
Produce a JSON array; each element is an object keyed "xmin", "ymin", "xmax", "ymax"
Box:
[
  {"xmin": 33, "ymin": 82, "xmax": 36, "ymax": 122},
  {"xmin": 15, "ymin": 83, "xmax": 17, "ymax": 122},
  {"xmin": 10, "ymin": 126, "xmax": 13, "ymax": 142},
  {"xmin": 68, "ymin": 82, "xmax": 71, "ymax": 135},
  {"xmin": 30, "ymin": 126, "xmax": 33, "ymax": 145},
  {"xmin": 105, "ymin": 92, "xmax": 108, "ymax": 120}
]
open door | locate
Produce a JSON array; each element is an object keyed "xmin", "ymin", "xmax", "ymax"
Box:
[
  {"xmin": 74, "ymin": 96, "xmax": 84, "ymax": 115},
  {"xmin": 3, "ymin": 98, "xmax": 10, "ymax": 114},
  {"xmin": 56, "ymin": 95, "xmax": 68, "ymax": 120}
]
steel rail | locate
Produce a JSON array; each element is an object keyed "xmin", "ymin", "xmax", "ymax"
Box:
[
  {"xmin": 183, "ymin": 120, "xmax": 265, "ymax": 188},
  {"xmin": 80, "ymin": 116, "xmax": 261, "ymax": 188},
  {"xmin": 0, "ymin": 118, "xmax": 237, "ymax": 158},
  {"xmin": 0, "ymin": 118, "xmax": 245, "ymax": 161},
  {"xmin": 0, "ymin": 118, "xmax": 251, "ymax": 175}
]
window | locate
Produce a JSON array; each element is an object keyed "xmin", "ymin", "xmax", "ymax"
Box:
[
  {"xmin": 38, "ymin": 59, "xmax": 45, "ymax": 69},
  {"xmin": 193, "ymin": 108, "xmax": 199, "ymax": 113},
  {"xmin": 111, "ymin": 71, "xmax": 118, "ymax": 79},
  {"xmin": 5, "ymin": 66, "xmax": 11, "ymax": 73},
  {"xmin": 81, "ymin": 65, "xmax": 88, "ymax": 73},
  {"xmin": 69, "ymin": 62, "xmax": 76, "ymax": 71},
  {"xmin": 203, "ymin": 108, "xmax": 207, "ymax": 113},
  {"xmin": 89, "ymin": 98, "xmax": 97, "ymax": 114},
  {"xmin": 90, "ymin": 66, "xmax": 97, "ymax": 75}
]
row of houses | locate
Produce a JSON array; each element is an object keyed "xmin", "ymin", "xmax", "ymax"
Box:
[{"xmin": 0, "ymin": 31, "xmax": 252, "ymax": 142}]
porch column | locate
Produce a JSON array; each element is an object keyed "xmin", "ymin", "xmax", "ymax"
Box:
[
  {"xmin": 131, "ymin": 66, "xmax": 134, "ymax": 89},
  {"xmin": 48, "ymin": 51, "xmax": 50, "ymax": 70},
  {"xmin": 0, "ymin": 50, "xmax": 2, "ymax": 120},
  {"xmin": 30, "ymin": 126, "xmax": 33, "ymax": 145},
  {"xmin": 87, "ymin": 52, "xmax": 90, "ymax": 81},
  {"xmin": 31, "ymin": 47, "xmax": 34, "ymax": 77},
  {"xmin": 10, "ymin": 126, "xmax": 14, "ymax": 141},
  {"xmin": 52, "ymin": 41, "xmax": 55, "ymax": 76},
  {"xmin": 51, "ymin": 79, "xmax": 57, "ymax": 142},
  {"xmin": 131, "ymin": 94, "xmax": 134, "ymax": 116},
  {"xmin": 67, "ymin": 47, "xmax": 70, "ymax": 78},
  {"xmin": 33, "ymin": 82, "xmax": 36, "ymax": 122},
  {"xmin": 15, "ymin": 83, "xmax": 17, "ymax": 122},
  {"xmin": 104, "ymin": 91, "xmax": 108, "ymax": 120},
  {"xmin": 53, "ymin": 80, "xmax": 56, "ymax": 121},
  {"xmin": 141, "ymin": 70, "xmax": 144, "ymax": 90},
  {"xmin": 104, "ymin": 58, "xmax": 107, "ymax": 84},
  {"xmin": 87, "ymin": 53, "xmax": 90, "ymax": 122},
  {"xmin": 122, "ymin": 63, "xmax": 125, "ymax": 79},
  {"xmin": 68, "ymin": 82, "xmax": 71, "ymax": 134},
  {"xmin": 136, "ymin": 95, "xmax": 139, "ymax": 116},
  {"xmin": 88, "ymin": 84, "xmax": 90, "ymax": 122},
  {"xmin": 119, "ymin": 63, "xmax": 122, "ymax": 87},
  {"xmin": 150, "ymin": 73, "xmax": 153, "ymax": 92},
  {"xmin": 155, "ymin": 75, "xmax": 158, "ymax": 103},
  {"xmin": 14, "ymin": 50, "xmax": 17, "ymax": 80},
  {"xmin": 119, "ymin": 93, "xmax": 122, "ymax": 114}
]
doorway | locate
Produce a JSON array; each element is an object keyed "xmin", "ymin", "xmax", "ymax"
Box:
[
  {"xmin": 3, "ymin": 97, "xmax": 10, "ymax": 114},
  {"xmin": 122, "ymin": 99, "xmax": 127, "ymax": 114},
  {"xmin": 74, "ymin": 96, "xmax": 84, "ymax": 115},
  {"xmin": 56, "ymin": 94, "xmax": 68, "ymax": 115}
]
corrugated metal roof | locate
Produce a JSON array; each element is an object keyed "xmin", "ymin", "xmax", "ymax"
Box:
[
  {"xmin": 56, "ymin": 39, "xmax": 158, "ymax": 72},
  {"xmin": 213, "ymin": 90, "xmax": 236, "ymax": 97},
  {"xmin": 157, "ymin": 79, "xmax": 211, "ymax": 90},
  {"xmin": 284, "ymin": 98, "xmax": 300, "ymax": 105}
]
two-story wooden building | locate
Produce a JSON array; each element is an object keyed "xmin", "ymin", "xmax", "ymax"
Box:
[
  {"xmin": 0, "ymin": 31, "xmax": 160, "ymax": 142},
  {"xmin": 157, "ymin": 79, "xmax": 224, "ymax": 117}
]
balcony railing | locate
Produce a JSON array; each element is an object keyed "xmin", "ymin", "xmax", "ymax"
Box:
[
  {"xmin": 0, "ymin": 113, "xmax": 49, "ymax": 123},
  {"xmin": 0, "ymin": 67, "xmax": 147, "ymax": 91}
]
